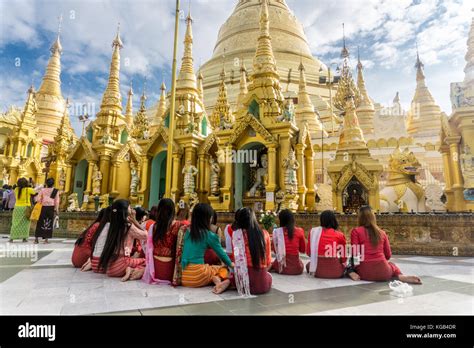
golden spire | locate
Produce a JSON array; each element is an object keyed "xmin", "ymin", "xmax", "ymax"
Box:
[
  {"xmin": 125, "ymin": 82, "xmax": 134, "ymax": 128},
  {"xmin": 236, "ymin": 58, "xmax": 248, "ymax": 107},
  {"xmin": 210, "ymin": 67, "xmax": 232, "ymax": 129},
  {"xmin": 99, "ymin": 23, "xmax": 123, "ymax": 115},
  {"xmin": 296, "ymin": 60, "xmax": 323, "ymax": 132},
  {"xmin": 176, "ymin": 11, "xmax": 197, "ymax": 91},
  {"xmin": 407, "ymin": 44, "xmax": 441, "ymax": 136},
  {"xmin": 356, "ymin": 47, "xmax": 373, "ymax": 109},
  {"xmin": 37, "ymin": 15, "xmax": 63, "ymax": 97},
  {"xmin": 155, "ymin": 81, "xmax": 168, "ymax": 124},
  {"xmin": 415, "ymin": 43, "xmax": 426, "ymax": 85},
  {"xmin": 197, "ymin": 71, "xmax": 204, "ymax": 101},
  {"xmin": 252, "ymin": 0, "xmax": 278, "ymax": 77},
  {"xmin": 19, "ymin": 85, "xmax": 38, "ymax": 129},
  {"xmin": 131, "ymin": 83, "xmax": 150, "ymax": 139},
  {"xmin": 52, "ymin": 98, "xmax": 74, "ymax": 156},
  {"xmin": 333, "ymin": 30, "xmax": 366, "ymax": 150}
]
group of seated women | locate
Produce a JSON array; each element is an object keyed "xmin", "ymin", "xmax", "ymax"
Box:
[{"xmin": 72, "ymin": 201, "xmax": 421, "ymax": 296}]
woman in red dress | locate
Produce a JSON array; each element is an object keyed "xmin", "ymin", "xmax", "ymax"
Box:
[
  {"xmin": 71, "ymin": 207, "xmax": 111, "ymax": 269},
  {"xmin": 306, "ymin": 210, "xmax": 347, "ymax": 279},
  {"xmin": 231, "ymin": 207, "xmax": 272, "ymax": 295},
  {"xmin": 146, "ymin": 198, "xmax": 189, "ymax": 282},
  {"xmin": 95, "ymin": 199, "xmax": 147, "ymax": 281},
  {"xmin": 350, "ymin": 206, "xmax": 422, "ymax": 284},
  {"xmin": 271, "ymin": 209, "xmax": 306, "ymax": 275}
]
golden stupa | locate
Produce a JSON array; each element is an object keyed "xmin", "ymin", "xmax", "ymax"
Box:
[{"xmin": 0, "ymin": 0, "xmax": 473, "ymax": 213}]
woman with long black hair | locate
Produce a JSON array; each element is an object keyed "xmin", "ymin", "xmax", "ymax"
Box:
[
  {"xmin": 71, "ymin": 207, "xmax": 111, "ymax": 269},
  {"xmin": 34, "ymin": 178, "xmax": 60, "ymax": 244},
  {"xmin": 306, "ymin": 210, "xmax": 347, "ymax": 279},
  {"xmin": 142, "ymin": 198, "xmax": 188, "ymax": 284},
  {"xmin": 178, "ymin": 203, "xmax": 233, "ymax": 293},
  {"xmin": 232, "ymin": 207, "xmax": 272, "ymax": 295},
  {"xmin": 93, "ymin": 199, "xmax": 147, "ymax": 281},
  {"xmin": 351, "ymin": 206, "xmax": 421, "ymax": 284},
  {"xmin": 9, "ymin": 177, "xmax": 36, "ymax": 242},
  {"xmin": 271, "ymin": 209, "xmax": 306, "ymax": 275}
]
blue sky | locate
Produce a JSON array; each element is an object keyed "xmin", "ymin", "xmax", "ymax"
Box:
[{"xmin": 0, "ymin": 0, "xmax": 472, "ymax": 135}]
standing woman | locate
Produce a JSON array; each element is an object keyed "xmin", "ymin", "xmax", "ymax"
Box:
[
  {"xmin": 6, "ymin": 185, "xmax": 16, "ymax": 211},
  {"xmin": 232, "ymin": 207, "xmax": 272, "ymax": 295},
  {"xmin": 271, "ymin": 209, "xmax": 306, "ymax": 275},
  {"xmin": 9, "ymin": 178, "xmax": 36, "ymax": 243},
  {"xmin": 180, "ymin": 203, "xmax": 233, "ymax": 294},
  {"xmin": 350, "ymin": 206, "xmax": 422, "ymax": 284},
  {"xmin": 34, "ymin": 178, "xmax": 60, "ymax": 244},
  {"xmin": 176, "ymin": 201, "xmax": 190, "ymax": 224},
  {"xmin": 97, "ymin": 199, "xmax": 147, "ymax": 281}
]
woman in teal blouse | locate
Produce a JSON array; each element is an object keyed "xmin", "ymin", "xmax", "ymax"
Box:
[{"xmin": 180, "ymin": 203, "xmax": 233, "ymax": 294}]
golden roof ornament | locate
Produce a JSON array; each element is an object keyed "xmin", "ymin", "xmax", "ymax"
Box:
[
  {"xmin": 98, "ymin": 23, "xmax": 123, "ymax": 115},
  {"xmin": 37, "ymin": 15, "xmax": 63, "ymax": 97},
  {"xmin": 211, "ymin": 66, "xmax": 233, "ymax": 130},
  {"xmin": 131, "ymin": 83, "xmax": 150, "ymax": 140},
  {"xmin": 252, "ymin": 0, "xmax": 278, "ymax": 77},
  {"xmin": 176, "ymin": 10, "xmax": 198, "ymax": 91},
  {"xmin": 154, "ymin": 81, "xmax": 167, "ymax": 125},
  {"xmin": 125, "ymin": 82, "xmax": 134, "ymax": 128}
]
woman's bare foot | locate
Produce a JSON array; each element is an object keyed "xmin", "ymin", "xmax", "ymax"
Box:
[
  {"xmin": 212, "ymin": 279, "xmax": 230, "ymax": 294},
  {"xmin": 22, "ymin": 239, "xmax": 28, "ymax": 243},
  {"xmin": 81, "ymin": 260, "xmax": 92, "ymax": 272},
  {"xmin": 398, "ymin": 275, "xmax": 422, "ymax": 284},
  {"xmin": 8, "ymin": 239, "xmax": 13, "ymax": 243},
  {"xmin": 44, "ymin": 239, "xmax": 49, "ymax": 244},
  {"xmin": 130, "ymin": 268, "xmax": 145, "ymax": 280},
  {"xmin": 34, "ymin": 238, "xmax": 39, "ymax": 244},
  {"xmin": 121, "ymin": 267, "xmax": 132, "ymax": 282},
  {"xmin": 348, "ymin": 272, "xmax": 361, "ymax": 281}
]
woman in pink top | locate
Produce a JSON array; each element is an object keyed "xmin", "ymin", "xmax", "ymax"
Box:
[
  {"xmin": 350, "ymin": 206, "xmax": 421, "ymax": 284},
  {"xmin": 96, "ymin": 199, "xmax": 147, "ymax": 282},
  {"xmin": 34, "ymin": 178, "xmax": 60, "ymax": 244}
]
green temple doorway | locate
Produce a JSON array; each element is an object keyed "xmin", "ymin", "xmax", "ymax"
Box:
[
  {"xmin": 234, "ymin": 142, "xmax": 267, "ymax": 210},
  {"xmin": 73, "ymin": 159, "xmax": 88, "ymax": 206},
  {"xmin": 148, "ymin": 151, "xmax": 167, "ymax": 208}
]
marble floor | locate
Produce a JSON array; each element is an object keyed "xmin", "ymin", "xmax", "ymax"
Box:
[{"xmin": 0, "ymin": 234, "xmax": 472, "ymax": 316}]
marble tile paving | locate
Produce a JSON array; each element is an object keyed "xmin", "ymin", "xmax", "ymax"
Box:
[{"xmin": 0, "ymin": 235, "xmax": 472, "ymax": 316}]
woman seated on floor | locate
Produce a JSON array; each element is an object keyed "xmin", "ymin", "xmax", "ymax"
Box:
[
  {"xmin": 72, "ymin": 207, "xmax": 111, "ymax": 270},
  {"xmin": 142, "ymin": 198, "xmax": 189, "ymax": 284},
  {"xmin": 94, "ymin": 199, "xmax": 147, "ymax": 281},
  {"xmin": 231, "ymin": 207, "xmax": 273, "ymax": 295},
  {"xmin": 178, "ymin": 203, "xmax": 233, "ymax": 294},
  {"xmin": 306, "ymin": 210, "xmax": 347, "ymax": 279},
  {"xmin": 350, "ymin": 206, "xmax": 422, "ymax": 284},
  {"xmin": 271, "ymin": 209, "xmax": 306, "ymax": 275},
  {"xmin": 204, "ymin": 210, "xmax": 225, "ymax": 265}
]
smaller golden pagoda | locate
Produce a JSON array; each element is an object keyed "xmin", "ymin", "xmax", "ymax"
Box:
[{"xmin": 327, "ymin": 33, "xmax": 383, "ymax": 213}]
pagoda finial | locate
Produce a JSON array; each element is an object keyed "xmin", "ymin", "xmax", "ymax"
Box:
[
  {"xmin": 98, "ymin": 28, "xmax": 123, "ymax": 115},
  {"xmin": 131, "ymin": 81, "xmax": 150, "ymax": 140},
  {"xmin": 356, "ymin": 48, "xmax": 372, "ymax": 109},
  {"xmin": 37, "ymin": 14, "xmax": 64, "ymax": 97},
  {"xmin": 211, "ymin": 63, "xmax": 232, "ymax": 130},
  {"xmin": 112, "ymin": 22, "xmax": 123, "ymax": 48},
  {"xmin": 341, "ymin": 23, "xmax": 349, "ymax": 59},
  {"xmin": 296, "ymin": 60, "xmax": 323, "ymax": 132},
  {"xmin": 176, "ymin": 6, "xmax": 197, "ymax": 91},
  {"xmin": 252, "ymin": 0, "xmax": 278, "ymax": 76},
  {"xmin": 415, "ymin": 42, "xmax": 425, "ymax": 82},
  {"xmin": 125, "ymin": 81, "xmax": 134, "ymax": 128},
  {"xmin": 155, "ymin": 81, "xmax": 168, "ymax": 124}
]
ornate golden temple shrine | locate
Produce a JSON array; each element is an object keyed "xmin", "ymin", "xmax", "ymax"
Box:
[{"xmin": 0, "ymin": 0, "xmax": 473, "ymax": 214}]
